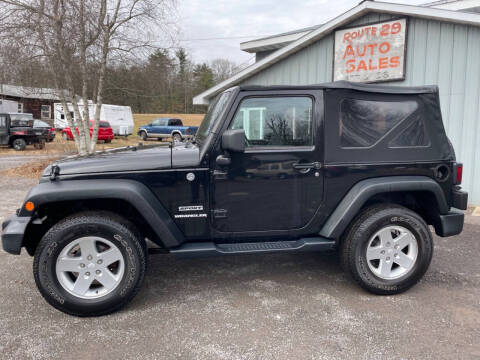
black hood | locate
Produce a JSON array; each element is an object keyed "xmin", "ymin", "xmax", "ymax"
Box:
[{"xmin": 42, "ymin": 143, "xmax": 201, "ymax": 178}]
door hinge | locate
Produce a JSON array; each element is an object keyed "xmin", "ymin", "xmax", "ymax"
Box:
[{"xmin": 212, "ymin": 209, "xmax": 228, "ymax": 219}]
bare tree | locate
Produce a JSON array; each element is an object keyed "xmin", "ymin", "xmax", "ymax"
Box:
[
  {"xmin": 210, "ymin": 58, "xmax": 238, "ymax": 84},
  {"xmin": 0, "ymin": 0, "xmax": 176, "ymax": 155}
]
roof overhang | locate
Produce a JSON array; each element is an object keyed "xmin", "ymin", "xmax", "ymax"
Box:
[
  {"xmin": 193, "ymin": 0, "xmax": 480, "ymax": 105},
  {"xmin": 240, "ymin": 27, "xmax": 318, "ymax": 53},
  {"xmin": 424, "ymin": 0, "xmax": 480, "ymax": 11}
]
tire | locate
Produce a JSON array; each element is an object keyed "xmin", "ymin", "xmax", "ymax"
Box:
[
  {"xmin": 340, "ymin": 204, "xmax": 433, "ymax": 295},
  {"xmin": 33, "ymin": 211, "xmax": 147, "ymax": 317},
  {"xmin": 62, "ymin": 132, "xmax": 69, "ymax": 141},
  {"xmin": 12, "ymin": 138, "xmax": 26, "ymax": 151},
  {"xmin": 34, "ymin": 140, "xmax": 45, "ymax": 149},
  {"xmin": 139, "ymin": 131, "xmax": 148, "ymax": 141},
  {"xmin": 172, "ymin": 133, "xmax": 182, "ymax": 142}
]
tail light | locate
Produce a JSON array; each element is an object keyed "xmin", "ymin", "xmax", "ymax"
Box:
[
  {"xmin": 13, "ymin": 131, "xmax": 25, "ymax": 135},
  {"xmin": 454, "ymin": 163, "xmax": 463, "ymax": 185},
  {"xmin": 50, "ymin": 128, "xmax": 55, "ymax": 132}
]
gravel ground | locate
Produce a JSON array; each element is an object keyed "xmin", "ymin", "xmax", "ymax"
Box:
[{"xmin": 0, "ymin": 159, "xmax": 479, "ymax": 359}]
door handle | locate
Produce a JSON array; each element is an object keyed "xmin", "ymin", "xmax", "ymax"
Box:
[{"xmin": 292, "ymin": 162, "xmax": 322, "ymax": 170}]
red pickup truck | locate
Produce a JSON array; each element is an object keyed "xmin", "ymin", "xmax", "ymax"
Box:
[{"xmin": 62, "ymin": 120, "xmax": 114, "ymax": 142}]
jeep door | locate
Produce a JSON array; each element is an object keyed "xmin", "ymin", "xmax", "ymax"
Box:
[
  {"xmin": 210, "ymin": 90, "xmax": 324, "ymax": 236},
  {"xmin": 0, "ymin": 115, "xmax": 8, "ymax": 145}
]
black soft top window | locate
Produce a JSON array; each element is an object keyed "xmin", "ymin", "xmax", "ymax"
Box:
[
  {"xmin": 324, "ymin": 89, "xmax": 453, "ymax": 163},
  {"xmin": 340, "ymin": 99, "xmax": 418, "ymax": 148}
]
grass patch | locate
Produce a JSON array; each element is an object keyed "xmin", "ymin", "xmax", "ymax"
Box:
[{"xmin": 1, "ymin": 156, "xmax": 61, "ymax": 179}]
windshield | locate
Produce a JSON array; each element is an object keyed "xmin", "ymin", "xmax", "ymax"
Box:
[
  {"xmin": 10, "ymin": 113, "xmax": 34, "ymax": 127},
  {"xmin": 10, "ymin": 113, "xmax": 33, "ymax": 121},
  {"xmin": 195, "ymin": 91, "xmax": 231, "ymax": 144}
]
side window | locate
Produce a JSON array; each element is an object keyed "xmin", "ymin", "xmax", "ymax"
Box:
[
  {"xmin": 0, "ymin": 116, "xmax": 6, "ymax": 128},
  {"xmin": 230, "ymin": 96, "xmax": 313, "ymax": 146},
  {"xmin": 339, "ymin": 99, "xmax": 418, "ymax": 148},
  {"xmin": 41, "ymin": 105, "xmax": 51, "ymax": 119},
  {"xmin": 152, "ymin": 119, "xmax": 162, "ymax": 126},
  {"xmin": 389, "ymin": 117, "xmax": 430, "ymax": 147}
]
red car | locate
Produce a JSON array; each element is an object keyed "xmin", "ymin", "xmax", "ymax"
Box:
[{"xmin": 62, "ymin": 120, "xmax": 114, "ymax": 143}]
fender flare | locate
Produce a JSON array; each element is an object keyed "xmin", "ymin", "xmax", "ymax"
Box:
[
  {"xmin": 319, "ymin": 176, "xmax": 449, "ymax": 239},
  {"xmin": 21, "ymin": 179, "xmax": 184, "ymax": 248}
]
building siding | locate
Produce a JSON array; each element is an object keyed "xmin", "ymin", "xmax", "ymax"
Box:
[{"xmin": 240, "ymin": 12, "xmax": 480, "ymax": 204}]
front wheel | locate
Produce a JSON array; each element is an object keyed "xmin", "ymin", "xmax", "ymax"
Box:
[
  {"xmin": 33, "ymin": 211, "xmax": 146, "ymax": 316},
  {"xmin": 340, "ymin": 204, "xmax": 433, "ymax": 295},
  {"xmin": 139, "ymin": 131, "xmax": 148, "ymax": 141}
]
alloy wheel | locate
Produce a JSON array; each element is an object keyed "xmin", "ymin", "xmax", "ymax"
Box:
[
  {"xmin": 366, "ymin": 225, "xmax": 418, "ymax": 280},
  {"xmin": 55, "ymin": 237, "xmax": 125, "ymax": 299}
]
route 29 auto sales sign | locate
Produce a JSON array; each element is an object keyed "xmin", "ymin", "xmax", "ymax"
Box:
[{"xmin": 333, "ymin": 19, "xmax": 407, "ymax": 82}]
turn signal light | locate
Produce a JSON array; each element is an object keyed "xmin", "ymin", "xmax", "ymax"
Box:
[{"xmin": 24, "ymin": 201, "xmax": 35, "ymax": 212}]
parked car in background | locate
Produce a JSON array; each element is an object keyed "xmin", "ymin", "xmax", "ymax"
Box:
[
  {"xmin": 137, "ymin": 118, "xmax": 198, "ymax": 142},
  {"xmin": 54, "ymin": 103, "xmax": 134, "ymax": 136},
  {"xmin": 34, "ymin": 120, "xmax": 56, "ymax": 142},
  {"xmin": 61, "ymin": 120, "xmax": 114, "ymax": 143},
  {"xmin": 0, "ymin": 113, "xmax": 48, "ymax": 150}
]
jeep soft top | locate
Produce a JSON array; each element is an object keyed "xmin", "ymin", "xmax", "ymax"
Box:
[{"xmin": 1, "ymin": 81, "xmax": 467, "ymax": 316}]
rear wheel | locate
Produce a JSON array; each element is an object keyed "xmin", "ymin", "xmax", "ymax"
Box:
[
  {"xmin": 341, "ymin": 204, "xmax": 433, "ymax": 295},
  {"xmin": 172, "ymin": 133, "xmax": 182, "ymax": 142},
  {"xmin": 34, "ymin": 140, "xmax": 45, "ymax": 149},
  {"xmin": 12, "ymin": 138, "xmax": 26, "ymax": 151},
  {"xmin": 33, "ymin": 211, "xmax": 147, "ymax": 316}
]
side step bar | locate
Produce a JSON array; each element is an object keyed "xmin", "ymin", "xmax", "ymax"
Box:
[{"xmin": 170, "ymin": 237, "xmax": 336, "ymax": 258}]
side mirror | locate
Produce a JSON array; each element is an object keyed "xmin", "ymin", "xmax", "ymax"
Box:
[{"xmin": 222, "ymin": 129, "xmax": 245, "ymax": 152}]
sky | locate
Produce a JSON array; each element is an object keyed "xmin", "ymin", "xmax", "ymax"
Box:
[{"xmin": 176, "ymin": 0, "xmax": 426, "ymax": 66}]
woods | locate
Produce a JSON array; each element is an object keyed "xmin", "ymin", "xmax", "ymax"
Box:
[
  {"xmin": 102, "ymin": 49, "xmax": 239, "ymax": 114},
  {"xmin": 0, "ymin": 0, "xmax": 240, "ymax": 154}
]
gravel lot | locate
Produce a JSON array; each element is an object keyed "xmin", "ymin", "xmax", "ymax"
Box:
[{"xmin": 0, "ymin": 156, "xmax": 479, "ymax": 360}]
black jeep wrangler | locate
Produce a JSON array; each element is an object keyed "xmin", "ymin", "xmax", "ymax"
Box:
[
  {"xmin": 0, "ymin": 113, "xmax": 48, "ymax": 150},
  {"xmin": 1, "ymin": 81, "xmax": 468, "ymax": 316}
]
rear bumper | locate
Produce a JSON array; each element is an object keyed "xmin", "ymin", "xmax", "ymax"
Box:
[
  {"xmin": 98, "ymin": 134, "xmax": 114, "ymax": 140},
  {"xmin": 434, "ymin": 209, "xmax": 464, "ymax": 237},
  {"xmin": 452, "ymin": 188, "xmax": 468, "ymax": 210},
  {"xmin": 1, "ymin": 215, "xmax": 30, "ymax": 255}
]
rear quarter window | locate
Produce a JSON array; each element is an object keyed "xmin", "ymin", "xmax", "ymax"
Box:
[{"xmin": 339, "ymin": 99, "xmax": 419, "ymax": 148}]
